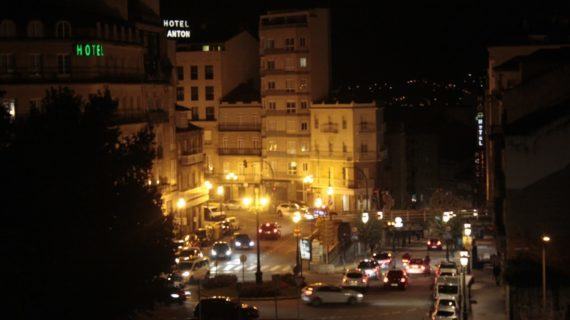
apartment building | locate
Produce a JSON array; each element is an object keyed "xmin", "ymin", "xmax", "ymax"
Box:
[
  {"xmin": 175, "ymin": 30, "xmax": 258, "ymax": 183},
  {"xmin": 310, "ymin": 102, "xmax": 379, "ymax": 212},
  {"xmin": 259, "ymin": 8, "xmax": 331, "ymax": 201},
  {"xmin": 0, "ymin": 0, "xmax": 179, "ymax": 213}
]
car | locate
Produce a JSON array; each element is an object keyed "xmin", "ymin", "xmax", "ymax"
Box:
[
  {"xmin": 195, "ymin": 228, "xmax": 213, "ymax": 247},
  {"xmin": 341, "ymin": 269, "xmax": 369, "ymax": 292},
  {"xmin": 166, "ymin": 285, "xmax": 188, "ymax": 304},
  {"xmin": 175, "ymin": 257, "xmax": 210, "ymax": 283},
  {"xmin": 372, "ymin": 251, "xmax": 392, "ymax": 268},
  {"xmin": 223, "ymin": 200, "xmax": 242, "ymax": 210},
  {"xmin": 203, "ymin": 205, "xmax": 226, "ymax": 221},
  {"xmin": 233, "ymin": 233, "xmax": 255, "ymax": 249},
  {"xmin": 402, "ymin": 252, "xmax": 411, "ymax": 265},
  {"xmin": 173, "ymin": 238, "xmax": 187, "ymax": 251},
  {"xmin": 211, "ymin": 241, "xmax": 232, "ymax": 260},
  {"xmin": 431, "ymin": 298, "xmax": 460, "ymax": 320},
  {"xmin": 405, "ymin": 258, "xmax": 426, "ymax": 274},
  {"xmin": 220, "ymin": 217, "xmax": 239, "ymax": 236},
  {"xmin": 175, "ymin": 247, "xmax": 203, "ymax": 264},
  {"xmin": 258, "ymin": 222, "xmax": 281, "ymax": 240},
  {"xmin": 436, "ymin": 261, "xmax": 458, "ymax": 277},
  {"xmin": 290, "ymin": 201, "xmax": 309, "ymax": 213},
  {"xmin": 301, "ymin": 283, "xmax": 364, "ymax": 306},
  {"xmin": 357, "ymin": 259, "xmax": 381, "ymax": 279},
  {"xmin": 427, "ymin": 238, "xmax": 443, "ymax": 250},
  {"xmin": 275, "ymin": 203, "xmax": 299, "ymax": 217},
  {"xmin": 193, "ymin": 296, "xmax": 259, "ymax": 320},
  {"xmin": 434, "ymin": 276, "xmax": 460, "ymax": 301},
  {"xmin": 383, "ymin": 269, "xmax": 409, "ymax": 289}
]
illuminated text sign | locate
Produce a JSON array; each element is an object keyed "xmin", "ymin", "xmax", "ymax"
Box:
[
  {"xmin": 163, "ymin": 19, "xmax": 191, "ymax": 38},
  {"xmin": 75, "ymin": 43, "xmax": 104, "ymax": 57}
]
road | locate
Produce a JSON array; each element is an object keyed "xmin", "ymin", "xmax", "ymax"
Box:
[{"xmin": 136, "ymin": 208, "xmax": 451, "ymax": 320}]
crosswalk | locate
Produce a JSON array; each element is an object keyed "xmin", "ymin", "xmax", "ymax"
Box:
[{"xmin": 210, "ymin": 260, "xmax": 293, "ymax": 274}]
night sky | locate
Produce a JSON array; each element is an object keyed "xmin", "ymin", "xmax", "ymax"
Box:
[{"xmin": 162, "ymin": 1, "xmax": 570, "ymax": 84}]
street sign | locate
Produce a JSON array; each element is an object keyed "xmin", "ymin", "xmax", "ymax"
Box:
[
  {"xmin": 300, "ymin": 238, "xmax": 312, "ymax": 260},
  {"xmin": 240, "ymin": 254, "xmax": 247, "ymax": 263}
]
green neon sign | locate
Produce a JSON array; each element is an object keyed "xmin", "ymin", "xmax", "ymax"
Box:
[{"xmin": 75, "ymin": 43, "xmax": 104, "ymax": 57}]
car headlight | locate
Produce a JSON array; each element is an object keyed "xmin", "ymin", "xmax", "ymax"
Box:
[
  {"xmin": 175, "ymin": 258, "xmax": 180, "ymax": 263},
  {"xmin": 170, "ymin": 293, "xmax": 180, "ymax": 299},
  {"xmin": 182, "ymin": 271, "xmax": 190, "ymax": 277},
  {"xmin": 184, "ymin": 290, "xmax": 191, "ymax": 296},
  {"xmin": 249, "ymin": 241, "xmax": 255, "ymax": 246},
  {"xmin": 235, "ymin": 241, "xmax": 241, "ymax": 247},
  {"xmin": 212, "ymin": 250, "xmax": 217, "ymax": 256},
  {"xmin": 357, "ymin": 293, "xmax": 363, "ymax": 298},
  {"xmin": 226, "ymin": 249, "xmax": 232, "ymax": 255}
]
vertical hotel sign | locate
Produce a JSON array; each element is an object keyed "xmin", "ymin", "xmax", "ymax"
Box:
[
  {"xmin": 476, "ymin": 112, "xmax": 484, "ymax": 147},
  {"xmin": 163, "ymin": 19, "xmax": 191, "ymax": 39}
]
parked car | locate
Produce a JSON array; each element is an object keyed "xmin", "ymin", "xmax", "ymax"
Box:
[
  {"xmin": 203, "ymin": 205, "xmax": 226, "ymax": 221},
  {"xmin": 431, "ymin": 298, "xmax": 460, "ymax": 320},
  {"xmin": 436, "ymin": 261, "xmax": 458, "ymax": 277},
  {"xmin": 233, "ymin": 233, "xmax": 255, "ymax": 249},
  {"xmin": 341, "ymin": 269, "xmax": 369, "ymax": 292},
  {"xmin": 275, "ymin": 203, "xmax": 299, "ymax": 217},
  {"xmin": 301, "ymin": 283, "xmax": 364, "ymax": 306},
  {"xmin": 221, "ymin": 216, "xmax": 240, "ymax": 235},
  {"xmin": 402, "ymin": 252, "xmax": 411, "ymax": 265},
  {"xmin": 223, "ymin": 200, "xmax": 242, "ymax": 210},
  {"xmin": 258, "ymin": 222, "xmax": 281, "ymax": 240},
  {"xmin": 165, "ymin": 285, "xmax": 188, "ymax": 304},
  {"xmin": 211, "ymin": 241, "xmax": 232, "ymax": 260},
  {"xmin": 372, "ymin": 251, "xmax": 392, "ymax": 268},
  {"xmin": 175, "ymin": 257, "xmax": 210, "ymax": 283},
  {"xmin": 195, "ymin": 228, "xmax": 213, "ymax": 247},
  {"xmin": 405, "ymin": 258, "xmax": 426, "ymax": 274},
  {"xmin": 427, "ymin": 238, "xmax": 443, "ymax": 250},
  {"xmin": 357, "ymin": 259, "xmax": 381, "ymax": 279},
  {"xmin": 175, "ymin": 247, "xmax": 203, "ymax": 264},
  {"xmin": 434, "ymin": 276, "xmax": 460, "ymax": 301},
  {"xmin": 383, "ymin": 269, "xmax": 409, "ymax": 290},
  {"xmin": 290, "ymin": 201, "xmax": 309, "ymax": 213},
  {"xmin": 193, "ymin": 296, "xmax": 259, "ymax": 320}
]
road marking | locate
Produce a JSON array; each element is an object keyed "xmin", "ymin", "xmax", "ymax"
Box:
[
  {"xmin": 247, "ymin": 265, "xmax": 256, "ymax": 271},
  {"xmin": 269, "ymin": 265, "xmax": 281, "ymax": 272},
  {"xmin": 224, "ymin": 265, "xmax": 235, "ymax": 271}
]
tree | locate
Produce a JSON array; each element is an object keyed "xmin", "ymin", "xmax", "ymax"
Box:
[
  {"xmin": 357, "ymin": 217, "xmax": 383, "ymax": 254},
  {"xmin": 0, "ymin": 88, "xmax": 174, "ymax": 320}
]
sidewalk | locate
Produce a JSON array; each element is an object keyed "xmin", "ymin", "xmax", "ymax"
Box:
[{"xmin": 470, "ymin": 266, "xmax": 506, "ymax": 320}]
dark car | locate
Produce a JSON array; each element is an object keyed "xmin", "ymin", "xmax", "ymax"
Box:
[
  {"xmin": 383, "ymin": 269, "xmax": 409, "ymax": 290},
  {"xmin": 211, "ymin": 241, "xmax": 232, "ymax": 260},
  {"xmin": 166, "ymin": 285, "xmax": 188, "ymax": 304},
  {"xmin": 427, "ymin": 238, "xmax": 443, "ymax": 251},
  {"xmin": 193, "ymin": 296, "xmax": 259, "ymax": 320},
  {"xmin": 372, "ymin": 251, "xmax": 392, "ymax": 267},
  {"xmin": 196, "ymin": 228, "xmax": 212, "ymax": 247},
  {"xmin": 357, "ymin": 259, "xmax": 381, "ymax": 279},
  {"xmin": 258, "ymin": 222, "xmax": 281, "ymax": 240},
  {"xmin": 233, "ymin": 233, "xmax": 255, "ymax": 249}
]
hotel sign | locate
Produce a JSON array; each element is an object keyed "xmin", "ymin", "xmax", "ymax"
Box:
[
  {"xmin": 74, "ymin": 43, "xmax": 104, "ymax": 57},
  {"xmin": 476, "ymin": 112, "xmax": 484, "ymax": 147},
  {"xmin": 163, "ymin": 19, "xmax": 191, "ymax": 38}
]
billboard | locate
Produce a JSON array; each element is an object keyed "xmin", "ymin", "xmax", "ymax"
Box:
[{"xmin": 300, "ymin": 238, "xmax": 312, "ymax": 261}]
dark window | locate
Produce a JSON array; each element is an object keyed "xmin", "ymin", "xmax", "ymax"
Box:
[
  {"xmin": 205, "ymin": 86, "xmax": 214, "ymax": 101},
  {"xmin": 176, "ymin": 66, "xmax": 184, "ymax": 80},
  {"xmin": 57, "ymin": 54, "xmax": 70, "ymax": 75},
  {"xmin": 301, "ymin": 122, "xmax": 308, "ymax": 131},
  {"xmin": 190, "ymin": 87, "xmax": 199, "ymax": 101},
  {"xmin": 301, "ymin": 101, "xmax": 308, "ymax": 109},
  {"xmin": 299, "ymin": 37, "xmax": 306, "ymax": 47},
  {"xmin": 206, "ymin": 107, "xmax": 215, "ymax": 120},
  {"xmin": 190, "ymin": 65, "xmax": 198, "ymax": 79},
  {"xmin": 176, "ymin": 87, "xmax": 184, "ymax": 101},
  {"xmin": 267, "ymin": 61, "xmax": 275, "ymax": 70},
  {"xmin": 205, "ymin": 65, "xmax": 214, "ymax": 79},
  {"xmin": 191, "ymin": 107, "xmax": 199, "ymax": 120}
]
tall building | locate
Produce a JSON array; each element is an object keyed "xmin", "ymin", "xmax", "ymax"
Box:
[
  {"xmin": 175, "ymin": 30, "xmax": 258, "ymax": 183},
  {"xmin": 0, "ymin": 0, "xmax": 179, "ymax": 213},
  {"xmin": 310, "ymin": 102, "xmax": 379, "ymax": 212},
  {"xmin": 259, "ymin": 8, "xmax": 331, "ymax": 201}
]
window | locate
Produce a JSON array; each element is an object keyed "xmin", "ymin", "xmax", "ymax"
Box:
[
  {"xmin": 57, "ymin": 54, "xmax": 70, "ymax": 75},
  {"xmin": 342, "ymin": 117, "xmax": 347, "ymax": 129},
  {"xmin": 204, "ymin": 130, "xmax": 212, "ymax": 144},
  {"xmin": 285, "ymin": 38, "xmax": 294, "ymax": 50},
  {"xmin": 27, "ymin": 20, "xmax": 43, "ymax": 38},
  {"xmin": 205, "ymin": 106, "xmax": 215, "ymax": 120},
  {"xmin": 190, "ymin": 86, "xmax": 199, "ymax": 100},
  {"xmin": 299, "ymin": 37, "xmax": 306, "ymax": 48},
  {"xmin": 190, "ymin": 107, "xmax": 199, "ymax": 120},
  {"xmin": 55, "ymin": 21, "xmax": 71, "ymax": 39},
  {"xmin": 265, "ymin": 39, "xmax": 275, "ymax": 49},
  {"xmin": 361, "ymin": 143, "xmax": 368, "ymax": 153},
  {"xmin": 301, "ymin": 101, "xmax": 308, "ymax": 109},
  {"xmin": 190, "ymin": 65, "xmax": 198, "ymax": 79},
  {"xmin": 267, "ymin": 81, "xmax": 276, "ymax": 90},
  {"xmin": 303, "ymin": 163, "xmax": 309, "ymax": 171},
  {"xmin": 314, "ymin": 117, "xmax": 319, "ymax": 129},
  {"xmin": 300, "ymin": 122, "xmax": 308, "ymax": 131},
  {"xmin": 0, "ymin": 54, "xmax": 15, "ymax": 73},
  {"xmin": 205, "ymin": 86, "xmax": 214, "ymax": 101},
  {"xmin": 268, "ymin": 101, "xmax": 276, "ymax": 110},
  {"xmin": 287, "ymin": 141, "xmax": 296, "ymax": 154},
  {"xmin": 285, "ymin": 79, "xmax": 294, "ymax": 92},
  {"xmin": 237, "ymin": 137, "xmax": 245, "ymax": 149},
  {"xmin": 299, "ymin": 79, "xmax": 307, "ymax": 91},
  {"xmin": 328, "ymin": 142, "xmax": 333, "ymax": 153},
  {"xmin": 343, "ymin": 142, "xmax": 347, "ymax": 153},
  {"xmin": 176, "ymin": 66, "xmax": 184, "ymax": 80},
  {"xmin": 253, "ymin": 138, "xmax": 260, "ymax": 149},
  {"xmin": 268, "ymin": 140, "xmax": 277, "ymax": 151},
  {"xmin": 286, "ymin": 102, "xmax": 296, "ymax": 114},
  {"xmin": 176, "ymin": 87, "xmax": 184, "ymax": 101},
  {"xmin": 267, "ymin": 60, "xmax": 275, "ymax": 70},
  {"xmin": 29, "ymin": 98, "xmax": 42, "ymax": 111},
  {"xmin": 288, "ymin": 161, "xmax": 298, "ymax": 175},
  {"xmin": 0, "ymin": 20, "xmax": 16, "ymax": 38},
  {"xmin": 299, "ymin": 57, "xmax": 307, "ymax": 68},
  {"xmin": 205, "ymin": 65, "xmax": 214, "ymax": 79}
]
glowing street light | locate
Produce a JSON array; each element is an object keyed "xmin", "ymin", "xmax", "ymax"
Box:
[
  {"xmin": 542, "ymin": 234, "xmax": 551, "ymax": 309},
  {"xmin": 293, "ymin": 211, "xmax": 302, "ymax": 224},
  {"xmin": 327, "ymin": 186, "xmax": 333, "ymax": 196},
  {"xmin": 361, "ymin": 212, "xmax": 370, "ymax": 224},
  {"xmin": 460, "ymin": 250, "xmax": 469, "ymax": 320},
  {"xmin": 303, "ymin": 175, "xmax": 314, "ymax": 184},
  {"xmin": 176, "ymin": 198, "xmax": 186, "ymax": 209},
  {"xmin": 216, "ymin": 186, "xmax": 224, "ymax": 196},
  {"xmin": 394, "ymin": 216, "xmax": 403, "ymax": 228},
  {"xmin": 204, "ymin": 180, "xmax": 213, "ymax": 190},
  {"xmin": 314, "ymin": 197, "xmax": 324, "ymax": 208}
]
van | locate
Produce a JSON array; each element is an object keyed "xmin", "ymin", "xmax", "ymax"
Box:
[
  {"xmin": 434, "ymin": 276, "xmax": 461, "ymax": 302},
  {"xmin": 203, "ymin": 206, "xmax": 226, "ymax": 221}
]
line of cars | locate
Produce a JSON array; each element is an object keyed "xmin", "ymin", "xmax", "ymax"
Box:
[{"xmin": 430, "ymin": 260, "xmax": 463, "ymax": 320}]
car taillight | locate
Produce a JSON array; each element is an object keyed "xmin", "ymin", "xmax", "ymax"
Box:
[
  {"xmin": 427, "ymin": 240, "xmax": 431, "ymax": 245},
  {"xmin": 273, "ymin": 228, "xmax": 277, "ymax": 233},
  {"xmin": 400, "ymin": 278, "xmax": 406, "ymax": 283},
  {"xmin": 421, "ymin": 265, "xmax": 425, "ymax": 270},
  {"xmin": 437, "ymin": 241, "xmax": 441, "ymax": 245},
  {"xmin": 258, "ymin": 228, "xmax": 262, "ymax": 233},
  {"xmin": 363, "ymin": 278, "xmax": 367, "ymax": 283}
]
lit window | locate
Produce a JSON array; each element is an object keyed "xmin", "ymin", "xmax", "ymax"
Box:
[
  {"xmin": 300, "ymin": 57, "xmax": 307, "ymax": 68},
  {"xmin": 285, "ymin": 38, "xmax": 294, "ymax": 50},
  {"xmin": 268, "ymin": 140, "xmax": 277, "ymax": 151},
  {"xmin": 299, "ymin": 37, "xmax": 306, "ymax": 48},
  {"xmin": 268, "ymin": 101, "xmax": 276, "ymax": 110},
  {"xmin": 288, "ymin": 161, "xmax": 297, "ymax": 175},
  {"xmin": 202, "ymin": 45, "xmax": 210, "ymax": 51}
]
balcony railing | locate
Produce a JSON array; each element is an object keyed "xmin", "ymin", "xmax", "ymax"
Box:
[
  {"xmin": 321, "ymin": 122, "xmax": 339, "ymax": 133},
  {"xmin": 260, "ymin": 68, "xmax": 310, "ymax": 76},
  {"xmin": 218, "ymin": 148, "xmax": 262, "ymax": 156},
  {"xmin": 179, "ymin": 152, "xmax": 203, "ymax": 166},
  {"xmin": 260, "ymin": 47, "xmax": 309, "ymax": 55},
  {"xmin": 218, "ymin": 123, "xmax": 262, "ymax": 131},
  {"xmin": 263, "ymin": 109, "xmax": 310, "ymax": 116}
]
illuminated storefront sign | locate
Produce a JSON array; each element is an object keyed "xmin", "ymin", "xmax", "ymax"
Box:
[
  {"xmin": 75, "ymin": 43, "xmax": 104, "ymax": 57},
  {"xmin": 163, "ymin": 19, "xmax": 191, "ymax": 38},
  {"xmin": 300, "ymin": 238, "xmax": 312, "ymax": 260},
  {"xmin": 476, "ymin": 112, "xmax": 484, "ymax": 147}
]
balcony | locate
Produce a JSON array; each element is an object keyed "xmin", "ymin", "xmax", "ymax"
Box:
[
  {"xmin": 261, "ymin": 89, "xmax": 310, "ymax": 97},
  {"xmin": 263, "ymin": 109, "xmax": 310, "ymax": 116},
  {"xmin": 218, "ymin": 122, "xmax": 262, "ymax": 131},
  {"xmin": 180, "ymin": 152, "xmax": 203, "ymax": 166},
  {"xmin": 218, "ymin": 148, "xmax": 262, "ymax": 156},
  {"xmin": 320, "ymin": 122, "xmax": 339, "ymax": 133},
  {"xmin": 359, "ymin": 122, "xmax": 376, "ymax": 133}
]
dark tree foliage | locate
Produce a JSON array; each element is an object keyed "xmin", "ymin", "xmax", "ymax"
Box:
[
  {"xmin": 0, "ymin": 88, "xmax": 174, "ymax": 320},
  {"xmin": 357, "ymin": 217, "xmax": 383, "ymax": 254}
]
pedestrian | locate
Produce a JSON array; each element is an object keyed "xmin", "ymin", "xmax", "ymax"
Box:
[
  {"xmin": 493, "ymin": 263, "xmax": 501, "ymax": 286},
  {"xmin": 424, "ymin": 254, "xmax": 431, "ymax": 276}
]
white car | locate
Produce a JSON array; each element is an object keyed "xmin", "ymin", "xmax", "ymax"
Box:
[
  {"xmin": 223, "ymin": 200, "xmax": 242, "ymax": 210},
  {"xmin": 341, "ymin": 269, "xmax": 369, "ymax": 291},
  {"xmin": 436, "ymin": 261, "xmax": 458, "ymax": 277},
  {"xmin": 176, "ymin": 258, "xmax": 210, "ymax": 283},
  {"xmin": 175, "ymin": 247, "xmax": 203, "ymax": 264},
  {"xmin": 432, "ymin": 299, "xmax": 460, "ymax": 320},
  {"xmin": 434, "ymin": 276, "xmax": 460, "ymax": 302},
  {"xmin": 275, "ymin": 203, "xmax": 299, "ymax": 217},
  {"xmin": 301, "ymin": 283, "xmax": 364, "ymax": 306}
]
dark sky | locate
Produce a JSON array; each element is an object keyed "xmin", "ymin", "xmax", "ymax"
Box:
[{"xmin": 161, "ymin": 0, "xmax": 570, "ymax": 84}]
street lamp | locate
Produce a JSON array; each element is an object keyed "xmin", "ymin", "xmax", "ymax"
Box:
[
  {"xmin": 314, "ymin": 197, "xmax": 324, "ymax": 209},
  {"xmin": 361, "ymin": 212, "xmax": 369, "ymax": 224},
  {"xmin": 302, "ymin": 175, "xmax": 314, "ymax": 203},
  {"xmin": 542, "ymin": 235, "xmax": 551, "ymax": 310},
  {"xmin": 460, "ymin": 250, "xmax": 469, "ymax": 320},
  {"xmin": 293, "ymin": 211, "xmax": 302, "ymax": 275},
  {"xmin": 242, "ymin": 194, "xmax": 270, "ymax": 284},
  {"xmin": 204, "ymin": 181, "xmax": 213, "ymax": 207}
]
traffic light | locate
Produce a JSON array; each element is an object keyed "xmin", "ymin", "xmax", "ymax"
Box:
[{"xmin": 243, "ymin": 160, "xmax": 248, "ymax": 168}]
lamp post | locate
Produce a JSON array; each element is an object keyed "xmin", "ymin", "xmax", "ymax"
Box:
[
  {"xmin": 460, "ymin": 250, "xmax": 469, "ymax": 320},
  {"xmin": 243, "ymin": 193, "xmax": 270, "ymax": 284},
  {"xmin": 464, "ymin": 223, "xmax": 473, "ymax": 274},
  {"xmin": 293, "ymin": 211, "xmax": 302, "ymax": 275},
  {"xmin": 216, "ymin": 186, "xmax": 224, "ymax": 211},
  {"xmin": 302, "ymin": 175, "xmax": 314, "ymax": 203},
  {"xmin": 542, "ymin": 235, "xmax": 551, "ymax": 311}
]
